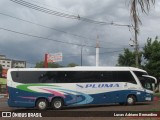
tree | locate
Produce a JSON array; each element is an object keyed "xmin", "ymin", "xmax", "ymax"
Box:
[
  {"xmin": 0, "ymin": 64, "xmax": 2, "ymax": 77},
  {"xmin": 117, "ymin": 36, "xmax": 160, "ymax": 79},
  {"xmin": 67, "ymin": 63, "xmax": 78, "ymax": 67},
  {"xmin": 35, "ymin": 62, "xmax": 78, "ymax": 68},
  {"xmin": 129, "ymin": 0, "xmax": 155, "ymax": 32},
  {"xmin": 117, "ymin": 48, "xmax": 142, "ymax": 67},
  {"xmin": 128, "ymin": 0, "xmax": 155, "ymax": 67},
  {"xmin": 143, "ymin": 36, "xmax": 160, "ymax": 78},
  {"xmin": 35, "ymin": 61, "xmax": 62, "ymax": 68}
]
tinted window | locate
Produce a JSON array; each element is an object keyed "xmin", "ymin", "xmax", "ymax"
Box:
[
  {"xmin": 100, "ymin": 71, "xmax": 114, "ymax": 82},
  {"xmin": 133, "ymin": 71, "xmax": 147, "ymax": 78},
  {"xmin": 115, "ymin": 71, "xmax": 136, "ymax": 84},
  {"xmin": 11, "ymin": 71, "xmax": 136, "ymax": 84},
  {"xmin": 74, "ymin": 71, "xmax": 100, "ymax": 83},
  {"xmin": 133, "ymin": 71, "xmax": 153, "ymax": 90},
  {"xmin": 11, "ymin": 71, "xmax": 48, "ymax": 83}
]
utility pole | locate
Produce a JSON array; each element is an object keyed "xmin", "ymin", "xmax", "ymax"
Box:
[
  {"xmin": 44, "ymin": 53, "xmax": 48, "ymax": 68},
  {"xmin": 133, "ymin": 1, "xmax": 139, "ymax": 68},
  {"xmin": 129, "ymin": 37, "xmax": 139, "ymax": 68},
  {"xmin": 135, "ymin": 35, "xmax": 139, "ymax": 68},
  {"xmin": 81, "ymin": 46, "xmax": 83, "ymax": 66},
  {"xmin": 96, "ymin": 35, "xmax": 100, "ymax": 66}
]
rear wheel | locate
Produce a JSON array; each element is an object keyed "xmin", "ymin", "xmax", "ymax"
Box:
[
  {"xmin": 51, "ymin": 98, "xmax": 63, "ymax": 110},
  {"xmin": 36, "ymin": 99, "xmax": 48, "ymax": 110},
  {"xmin": 127, "ymin": 95, "xmax": 136, "ymax": 105}
]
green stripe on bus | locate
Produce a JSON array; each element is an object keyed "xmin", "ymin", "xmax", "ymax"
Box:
[{"xmin": 17, "ymin": 84, "xmax": 60, "ymax": 92}]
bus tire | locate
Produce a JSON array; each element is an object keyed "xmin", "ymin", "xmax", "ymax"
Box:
[
  {"xmin": 127, "ymin": 95, "xmax": 136, "ymax": 105},
  {"xmin": 51, "ymin": 98, "xmax": 63, "ymax": 110},
  {"xmin": 36, "ymin": 98, "xmax": 48, "ymax": 110}
]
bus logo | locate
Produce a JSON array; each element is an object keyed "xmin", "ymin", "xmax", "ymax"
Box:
[
  {"xmin": 76, "ymin": 84, "xmax": 120, "ymax": 89},
  {"xmin": 76, "ymin": 84, "xmax": 84, "ymax": 88}
]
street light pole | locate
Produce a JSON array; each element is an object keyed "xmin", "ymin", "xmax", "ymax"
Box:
[
  {"xmin": 96, "ymin": 35, "xmax": 100, "ymax": 66},
  {"xmin": 81, "ymin": 46, "xmax": 83, "ymax": 66}
]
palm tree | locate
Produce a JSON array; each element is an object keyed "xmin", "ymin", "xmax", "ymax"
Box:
[{"xmin": 129, "ymin": 0, "xmax": 155, "ymax": 67}]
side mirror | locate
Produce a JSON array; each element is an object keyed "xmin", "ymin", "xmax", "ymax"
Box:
[{"xmin": 142, "ymin": 75, "xmax": 157, "ymax": 84}]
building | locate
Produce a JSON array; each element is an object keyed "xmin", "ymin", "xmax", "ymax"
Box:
[
  {"xmin": 0, "ymin": 55, "xmax": 12, "ymax": 69},
  {"xmin": 0, "ymin": 55, "xmax": 26, "ymax": 69},
  {"xmin": 12, "ymin": 60, "xmax": 26, "ymax": 68},
  {"xmin": 0, "ymin": 55, "xmax": 26, "ymax": 94}
]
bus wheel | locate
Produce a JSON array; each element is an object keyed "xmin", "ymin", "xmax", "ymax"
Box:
[
  {"xmin": 127, "ymin": 95, "xmax": 136, "ymax": 105},
  {"xmin": 36, "ymin": 99, "xmax": 48, "ymax": 110},
  {"xmin": 51, "ymin": 98, "xmax": 63, "ymax": 110}
]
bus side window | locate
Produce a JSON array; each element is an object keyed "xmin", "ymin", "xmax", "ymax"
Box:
[
  {"xmin": 116, "ymin": 71, "xmax": 137, "ymax": 84},
  {"xmin": 101, "ymin": 71, "xmax": 114, "ymax": 82},
  {"xmin": 16, "ymin": 72, "xmax": 19, "ymax": 78}
]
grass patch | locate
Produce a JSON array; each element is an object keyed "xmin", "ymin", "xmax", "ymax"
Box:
[
  {"xmin": 154, "ymin": 93, "xmax": 160, "ymax": 97},
  {"xmin": 0, "ymin": 78, "xmax": 7, "ymax": 84}
]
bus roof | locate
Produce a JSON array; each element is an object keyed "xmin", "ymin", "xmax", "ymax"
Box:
[{"xmin": 8, "ymin": 66, "xmax": 147, "ymax": 73}]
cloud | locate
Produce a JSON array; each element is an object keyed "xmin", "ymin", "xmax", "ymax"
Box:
[{"xmin": 0, "ymin": 0, "xmax": 159, "ymax": 67}]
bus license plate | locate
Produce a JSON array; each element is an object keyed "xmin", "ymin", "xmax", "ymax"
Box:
[{"xmin": 145, "ymin": 97, "xmax": 151, "ymax": 101}]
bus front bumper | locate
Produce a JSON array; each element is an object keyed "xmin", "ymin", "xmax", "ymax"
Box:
[{"xmin": 144, "ymin": 94, "xmax": 153, "ymax": 101}]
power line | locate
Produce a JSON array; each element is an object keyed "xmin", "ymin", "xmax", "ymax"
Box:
[
  {"xmin": 29, "ymin": 0, "xmax": 76, "ymax": 15},
  {"xmin": 10, "ymin": 0, "xmax": 77, "ymax": 19},
  {"xmin": 0, "ymin": 12, "xmax": 117, "ymax": 45},
  {"xmin": 64, "ymin": 49, "xmax": 124, "ymax": 57},
  {"xmin": 10, "ymin": 0, "xmax": 133, "ymax": 27},
  {"xmin": 0, "ymin": 26, "xmax": 123, "ymax": 49}
]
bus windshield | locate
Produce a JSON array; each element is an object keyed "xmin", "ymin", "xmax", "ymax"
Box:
[{"xmin": 133, "ymin": 71, "xmax": 156, "ymax": 91}]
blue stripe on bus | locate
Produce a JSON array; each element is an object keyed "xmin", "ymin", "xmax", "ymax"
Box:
[{"xmin": 7, "ymin": 87, "xmax": 153, "ymax": 108}]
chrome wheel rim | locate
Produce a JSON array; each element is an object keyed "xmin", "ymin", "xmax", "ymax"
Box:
[
  {"xmin": 54, "ymin": 101, "xmax": 61, "ymax": 108},
  {"xmin": 128, "ymin": 97, "xmax": 133, "ymax": 104},
  {"xmin": 39, "ymin": 101, "xmax": 46, "ymax": 110}
]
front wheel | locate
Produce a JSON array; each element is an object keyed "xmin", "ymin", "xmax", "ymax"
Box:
[
  {"xmin": 51, "ymin": 98, "xmax": 63, "ymax": 110},
  {"xmin": 127, "ymin": 95, "xmax": 136, "ymax": 105}
]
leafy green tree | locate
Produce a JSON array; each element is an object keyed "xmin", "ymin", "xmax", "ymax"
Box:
[
  {"xmin": 117, "ymin": 48, "xmax": 142, "ymax": 67},
  {"xmin": 35, "ymin": 61, "xmax": 62, "ymax": 68},
  {"xmin": 67, "ymin": 63, "xmax": 78, "ymax": 67},
  {"xmin": 143, "ymin": 36, "xmax": 160, "ymax": 78},
  {"xmin": 35, "ymin": 61, "xmax": 44, "ymax": 68},
  {"xmin": 0, "ymin": 64, "xmax": 2, "ymax": 77},
  {"xmin": 35, "ymin": 61, "xmax": 78, "ymax": 68}
]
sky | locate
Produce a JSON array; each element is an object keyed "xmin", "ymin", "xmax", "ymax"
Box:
[{"xmin": 0, "ymin": 0, "xmax": 160, "ymax": 67}]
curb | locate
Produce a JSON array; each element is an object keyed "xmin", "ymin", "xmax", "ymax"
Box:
[
  {"xmin": 0, "ymin": 96, "xmax": 4, "ymax": 98},
  {"xmin": 0, "ymin": 94, "xmax": 8, "ymax": 98}
]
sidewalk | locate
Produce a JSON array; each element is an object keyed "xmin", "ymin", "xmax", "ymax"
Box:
[{"xmin": 0, "ymin": 94, "xmax": 8, "ymax": 99}]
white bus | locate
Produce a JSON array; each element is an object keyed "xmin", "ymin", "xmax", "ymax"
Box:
[{"xmin": 7, "ymin": 67, "xmax": 157, "ymax": 110}]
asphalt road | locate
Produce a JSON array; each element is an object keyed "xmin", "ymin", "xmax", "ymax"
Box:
[{"xmin": 0, "ymin": 98, "xmax": 160, "ymax": 120}]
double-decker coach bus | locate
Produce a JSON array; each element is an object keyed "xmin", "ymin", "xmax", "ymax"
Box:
[{"xmin": 7, "ymin": 67, "xmax": 157, "ymax": 110}]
